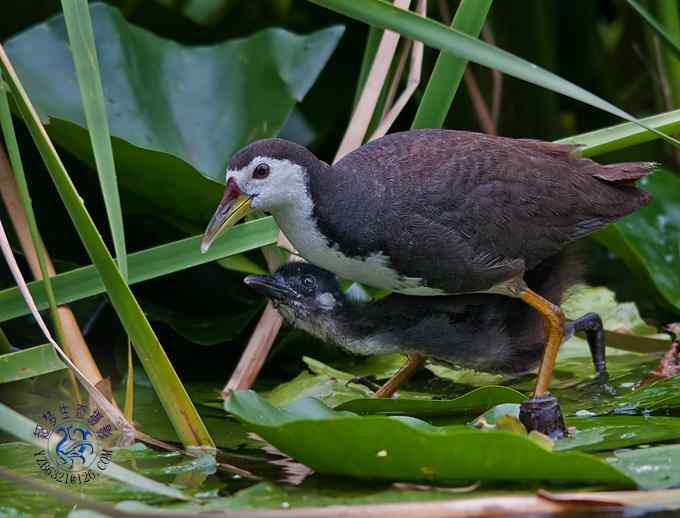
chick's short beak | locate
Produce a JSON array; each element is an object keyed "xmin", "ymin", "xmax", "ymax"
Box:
[
  {"xmin": 201, "ymin": 177, "xmax": 252, "ymax": 253},
  {"xmin": 244, "ymin": 275, "xmax": 297, "ymax": 301}
]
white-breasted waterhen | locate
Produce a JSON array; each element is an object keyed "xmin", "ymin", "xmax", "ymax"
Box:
[{"xmin": 202, "ymin": 129, "xmax": 652, "ymax": 437}]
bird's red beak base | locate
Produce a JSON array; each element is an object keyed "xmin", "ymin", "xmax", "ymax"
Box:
[{"xmin": 201, "ymin": 177, "xmax": 252, "ymax": 253}]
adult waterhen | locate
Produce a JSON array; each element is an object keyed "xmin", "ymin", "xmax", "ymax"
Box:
[{"xmin": 202, "ymin": 129, "xmax": 652, "ymax": 435}]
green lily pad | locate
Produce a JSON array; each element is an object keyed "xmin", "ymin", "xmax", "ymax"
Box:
[
  {"xmin": 337, "ymin": 386, "xmax": 526, "ymax": 417},
  {"xmin": 265, "ymin": 356, "xmax": 429, "ymax": 408},
  {"xmin": 0, "ymin": 442, "xmax": 176, "ymax": 515},
  {"xmin": 594, "ymin": 170, "xmax": 680, "ymax": 314},
  {"xmin": 265, "ymin": 370, "xmax": 372, "ymax": 409},
  {"xmin": 611, "ymin": 376, "xmax": 680, "ymax": 414},
  {"xmin": 551, "ymin": 367, "xmax": 680, "ymax": 417},
  {"xmin": 471, "ymin": 403, "xmax": 522, "ymax": 426},
  {"xmin": 613, "ymin": 445, "xmax": 680, "ymax": 489},
  {"xmin": 266, "ymin": 357, "xmax": 525, "ymax": 416},
  {"xmin": 562, "ymin": 284, "xmax": 670, "ymax": 353},
  {"xmin": 557, "ymin": 416, "xmax": 680, "ymax": 453},
  {"xmin": 333, "ymin": 353, "xmax": 407, "ymax": 380},
  {"xmin": 4, "ymin": 3, "xmax": 344, "ymax": 226},
  {"xmin": 92, "ymin": 479, "xmax": 484, "ymax": 514},
  {"xmin": 197, "ymin": 479, "xmax": 489, "ymax": 511},
  {"xmin": 424, "ymin": 364, "xmax": 507, "ymax": 387},
  {"xmin": 224, "ymin": 390, "xmax": 634, "ymax": 486},
  {"xmin": 470, "ymin": 405, "xmax": 680, "ymax": 453}
]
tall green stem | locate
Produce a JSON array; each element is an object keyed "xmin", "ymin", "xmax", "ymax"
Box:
[
  {"xmin": 656, "ymin": 1, "xmax": 680, "ymax": 106},
  {"xmin": 412, "ymin": 0, "xmax": 492, "ymax": 129},
  {"xmin": 0, "ymin": 326, "xmax": 11, "ymax": 354}
]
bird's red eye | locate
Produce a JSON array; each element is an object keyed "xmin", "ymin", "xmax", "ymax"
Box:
[{"xmin": 253, "ymin": 163, "xmax": 270, "ymax": 179}]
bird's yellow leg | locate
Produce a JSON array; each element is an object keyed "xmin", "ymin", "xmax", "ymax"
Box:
[
  {"xmin": 374, "ymin": 353, "xmax": 426, "ymax": 398},
  {"xmin": 519, "ymin": 288, "xmax": 565, "ymax": 396}
]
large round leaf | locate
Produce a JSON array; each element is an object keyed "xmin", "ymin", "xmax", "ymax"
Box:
[
  {"xmin": 4, "ymin": 4, "xmax": 344, "ymax": 225},
  {"xmin": 225, "ymin": 390, "xmax": 634, "ymax": 486}
]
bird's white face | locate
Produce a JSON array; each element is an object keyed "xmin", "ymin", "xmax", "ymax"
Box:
[{"xmin": 226, "ymin": 156, "xmax": 307, "ymax": 211}]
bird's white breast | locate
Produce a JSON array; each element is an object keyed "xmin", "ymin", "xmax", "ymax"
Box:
[{"xmin": 273, "ymin": 195, "xmax": 445, "ymax": 295}]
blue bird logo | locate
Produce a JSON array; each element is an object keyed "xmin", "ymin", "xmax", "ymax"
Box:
[{"xmin": 50, "ymin": 423, "xmax": 96, "ymax": 471}]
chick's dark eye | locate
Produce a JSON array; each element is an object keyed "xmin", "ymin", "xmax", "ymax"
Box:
[
  {"xmin": 253, "ymin": 163, "xmax": 270, "ymax": 179},
  {"xmin": 301, "ymin": 275, "xmax": 316, "ymax": 293}
]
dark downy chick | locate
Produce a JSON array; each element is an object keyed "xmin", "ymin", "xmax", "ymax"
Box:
[{"xmin": 244, "ymin": 251, "xmax": 606, "ymax": 385}]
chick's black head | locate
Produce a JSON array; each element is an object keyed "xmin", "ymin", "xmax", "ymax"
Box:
[{"xmin": 244, "ymin": 263, "xmax": 344, "ymax": 320}]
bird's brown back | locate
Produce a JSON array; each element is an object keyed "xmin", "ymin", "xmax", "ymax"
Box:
[{"xmin": 312, "ymin": 129, "xmax": 652, "ymax": 294}]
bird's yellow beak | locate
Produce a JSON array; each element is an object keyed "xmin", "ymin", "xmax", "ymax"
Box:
[{"xmin": 201, "ymin": 178, "xmax": 252, "ymax": 253}]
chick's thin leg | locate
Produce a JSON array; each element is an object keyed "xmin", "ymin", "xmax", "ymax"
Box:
[
  {"xmin": 569, "ymin": 312, "xmax": 606, "ymax": 376},
  {"xmin": 374, "ymin": 353, "xmax": 426, "ymax": 398},
  {"xmin": 568, "ymin": 312, "xmax": 613, "ymax": 395}
]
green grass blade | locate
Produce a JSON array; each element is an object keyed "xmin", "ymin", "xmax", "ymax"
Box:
[
  {"xmin": 0, "ymin": 327, "xmax": 11, "ymax": 354},
  {"xmin": 217, "ymin": 253, "xmax": 268, "ymax": 274},
  {"xmin": 411, "ymin": 0, "xmax": 492, "ymax": 129},
  {"xmin": 0, "ymin": 217, "xmax": 278, "ymax": 322},
  {"xmin": 0, "ymin": 45, "xmax": 213, "ymax": 450},
  {"xmin": 0, "ymin": 344, "xmax": 65, "ymax": 383},
  {"xmin": 60, "ymin": 0, "xmax": 135, "ymax": 417},
  {"xmin": 626, "ymin": 0, "xmax": 680, "ymax": 61},
  {"xmin": 556, "ymin": 108, "xmax": 680, "ymax": 157},
  {"xmin": 655, "ymin": 0, "xmax": 680, "ymax": 107},
  {"xmin": 61, "ymin": 0, "xmax": 127, "ymax": 279},
  {"xmin": 308, "ymin": 0, "xmax": 680, "ymax": 147}
]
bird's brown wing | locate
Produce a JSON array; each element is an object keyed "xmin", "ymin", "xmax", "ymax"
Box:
[{"xmin": 325, "ymin": 129, "xmax": 651, "ymax": 293}]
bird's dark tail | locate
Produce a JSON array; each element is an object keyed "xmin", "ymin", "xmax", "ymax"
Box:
[
  {"xmin": 584, "ymin": 161, "xmax": 656, "ymax": 220},
  {"xmin": 594, "ymin": 161, "xmax": 656, "ymax": 184}
]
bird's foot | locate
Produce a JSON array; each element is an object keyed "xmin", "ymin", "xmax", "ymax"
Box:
[
  {"xmin": 346, "ymin": 376, "xmax": 381, "ymax": 392},
  {"xmin": 590, "ymin": 371, "xmax": 616, "ymax": 396},
  {"xmin": 519, "ymin": 394, "xmax": 567, "ymax": 440}
]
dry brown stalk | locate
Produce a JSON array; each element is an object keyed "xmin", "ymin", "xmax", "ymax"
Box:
[
  {"xmin": 481, "ymin": 24, "xmax": 503, "ymax": 127},
  {"xmin": 221, "ymin": 229, "xmax": 301, "ymax": 398},
  {"xmin": 463, "ymin": 67, "xmax": 496, "ymax": 135},
  {"xmin": 380, "ymin": 39, "xmax": 412, "ymax": 122},
  {"xmin": 223, "ymin": 496, "xmax": 596, "ymax": 517},
  {"xmin": 221, "ymin": 303, "xmax": 284, "ymax": 398},
  {"xmin": 0, "ymin": 144, "xmax": 104, "ymax": 385},
  {"xmin": 334, "ymin": 0, "xmax": 412, "ymax": 161},
  {"xmin": 370, "ymin": 0, "xmax": 425, "ymax": 141}
]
